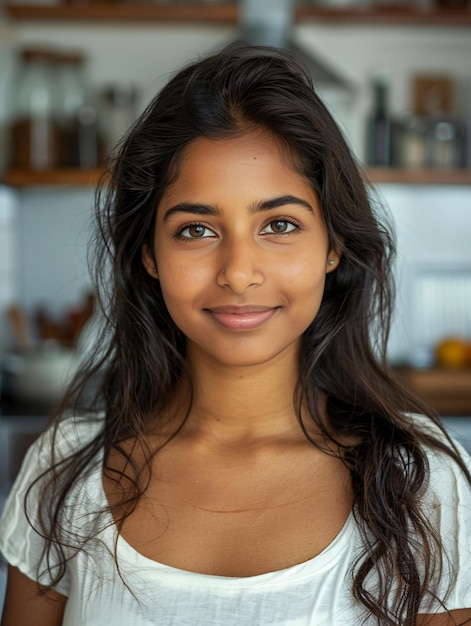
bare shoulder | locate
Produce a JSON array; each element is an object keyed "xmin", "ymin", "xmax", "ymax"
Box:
[
  {"xmin": 417, "ymin": 608, "xmax": 471, "ymax": 625},
  {"xmin": 1, "ymin": 566, "xmax": 66, "ymax": 626}
]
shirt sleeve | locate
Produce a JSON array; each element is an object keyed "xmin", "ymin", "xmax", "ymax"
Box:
[
  {"xmin": 0, "ymin": 415, "xmax": 103, "ymax": 597},
  {"xmin": 420, "ymin": 435, "xmax": 471, "ymax": 612}
]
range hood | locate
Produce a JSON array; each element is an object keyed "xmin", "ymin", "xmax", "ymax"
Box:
[{"xmin": 238, "ymin": 0, "xmax": 352, "ymax": 91}]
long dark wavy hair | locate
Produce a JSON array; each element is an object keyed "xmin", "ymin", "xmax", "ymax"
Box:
[{"xmin": 28, "ymin": 42, "xmax": 470, "ymax": 625}]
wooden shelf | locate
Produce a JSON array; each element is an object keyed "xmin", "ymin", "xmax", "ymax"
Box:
[
  {"xmin": 365, "ymin": 167, "xmax": 471, "ymax": 186},
  {"xmin": 296, "ymin": 5, "xmax": 471, "ymax": 26},
  {"xmin": 4, "ymin": 3, "xmax": 238, "ymax": 23},
  {"xmin": 4, "ymin": 3, "xmax": 471, "ymax": 26},
  {"xmin": 3, "ymin": 167, "xmax": 104, "ymax": 187},
  {"xmin": 4, "ymin": 167, "xmax": 471, "ymax": 188},
  {"xmin": 396, "ymin": 366, "xmax": 471, "ymax": 416}
]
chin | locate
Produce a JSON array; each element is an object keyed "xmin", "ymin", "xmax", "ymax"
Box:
[{"xmin": 189, "ymin": 341, "xmax": 300, "ymax": 370}]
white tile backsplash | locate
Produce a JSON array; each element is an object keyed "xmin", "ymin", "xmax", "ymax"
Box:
[
  {"xmin": 18, "ymin": 188, "xmax": 94, "ymax": 319},
  {"xmin": 0, "ymin": 186, "xmax": 18, "ymax": 352},
  {"xmin": 0, "ymin": 274, "xmax": 14, "ymax": 302},
  {"xmin": 409, "ymin": 268, "xmax": 471, "ymax": 366},
  {"xmin": 0, "ymin": 232, "xmax": 14, "ymax": 275},
  {"xmin": 380, "ymin": 184, "xmax": 471, "ymax": 365}
]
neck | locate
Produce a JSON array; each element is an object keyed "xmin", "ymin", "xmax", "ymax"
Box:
[{"xmin": 179, "ymin": 344, "xmax": 306, "ymax": 445}]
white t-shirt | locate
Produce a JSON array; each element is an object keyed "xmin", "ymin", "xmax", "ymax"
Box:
[{"xmin": 1, "ymin": 414, "xmax": 471, "ymax": 626}]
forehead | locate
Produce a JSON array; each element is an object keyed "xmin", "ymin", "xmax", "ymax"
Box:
[
  {"xmin": 181, "ymin": 129, "xmax": 301, "ymax": 171},
  {"xmin": 158, "ymin": 131, "xmax": 313, "ymax": 209}
]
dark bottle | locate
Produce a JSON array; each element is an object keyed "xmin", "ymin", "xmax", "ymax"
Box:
[{"xmin": 366, "ymin": 75, "xmax": 391, "ymax": 167}]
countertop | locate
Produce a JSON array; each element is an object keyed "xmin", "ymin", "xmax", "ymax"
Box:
[{"xmin": 395, "ymin": 366, "xmax": 471, "ymax": 416}]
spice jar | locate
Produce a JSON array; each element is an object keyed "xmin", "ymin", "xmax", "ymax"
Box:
[
  {"xmin": 55, "ymin": 51, "xmax": 85, "ymax": 167},
  {"xmin": 98, "ymin": 84, "xmax": 138, "ymax": 159},
  {"xmin": 425, "ymin": 115, "xmax": 466, "ymax": 169},
  {"xmin": 55, "ymin": 50, "xmax": 99, "ymax": 168},
  {"xmin": 9, "ymin": 47, "xmax": 60, "ymax": 170},
  {"xmin": 397, "ymin": 112, "xmax": 426, "ymax": 169}
]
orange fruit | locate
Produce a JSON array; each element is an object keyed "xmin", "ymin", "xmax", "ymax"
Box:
[{"xmin": 435, "ymin": 337, "xmax": 471, "ymax": 369}]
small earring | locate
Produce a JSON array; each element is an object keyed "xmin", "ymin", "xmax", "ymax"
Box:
[
  {"xmin": 152, "ymin": 266, "xmax": 158, "ymax": 273},
  {"xmin": 328, "ymin": 259, "xmax": 335, "ymax": 265}
]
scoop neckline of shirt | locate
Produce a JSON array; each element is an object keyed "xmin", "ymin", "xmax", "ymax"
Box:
[
  {"xmin": 113, "ymin": 508, "xmax": 357, "ymax": 586},
  {"xmin": 85, "ymin": 421, "xmax": 358, "ymax": 587},
  {"xmin": 94, "ymin": 452, "xmax": 357, "ymax": 586}
]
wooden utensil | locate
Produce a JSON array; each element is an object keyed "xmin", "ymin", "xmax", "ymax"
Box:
[{"xmin": 5, "ymin": 305, "xmax": 34, "ymax": 350}]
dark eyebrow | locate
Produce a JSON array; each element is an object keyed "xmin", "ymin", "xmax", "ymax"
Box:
[
  {"xmin": 162, "ymin": 195, "xmax": 314, "ymax": 222},
  {"xmin": 163, "ymin": 203, "xmax": 220, "ymax": 222},
  {"xmin": 251, "ymin": 195, "xmax": 314, "ymax": 214}
]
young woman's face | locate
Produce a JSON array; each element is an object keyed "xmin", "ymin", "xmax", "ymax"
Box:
[{"xmin": 143, "ymin": 131, "xmax": 340, "ymax": 369}]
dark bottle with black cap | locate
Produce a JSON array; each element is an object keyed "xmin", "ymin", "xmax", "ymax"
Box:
[{"xmin": 366, "ymin": 74, "xmax": 392, "ymax": 167}]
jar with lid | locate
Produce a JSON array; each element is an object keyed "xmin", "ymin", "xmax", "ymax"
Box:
[
  {"xmin": 396, "ymin": 112, "xmax": 427, "ymax": 169},
  {"xmin": 98, "ymin": 84, "xmax": 138, "ymax": 159},
  {"xmin": 9, "ymin": 47, "xmax": 60, "ymax": 170},
  {"xmin": 425, "ymin": 115, "xmax": 466, "ymax": 169},
  {"xmin": 54, "ymin": 51, "xmax": 100, "ymax": 169}
]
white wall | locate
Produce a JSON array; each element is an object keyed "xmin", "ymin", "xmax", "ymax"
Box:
[
  {"xmin": 380, "ymin": 184, "xmax": 471, "ymax": 365},
  {"xmin": 0, "ymin": 187, "xmax": 18, "ymax": 351},
  {"xmin": 18, "ymin": 187, "xmax": 94, "ymax": 317}
]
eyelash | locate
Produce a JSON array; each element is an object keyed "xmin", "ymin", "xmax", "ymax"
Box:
[
  {"xmin": 260, "ymin": 217, "xmax": 302, "ymax": 236},
  {"xmin": 174, "ymin": 222, "xmax": 217, "ymax": 241},
  {"xmin": 174, "ymin": 217, "xmax": 302, "ymax": 242}
]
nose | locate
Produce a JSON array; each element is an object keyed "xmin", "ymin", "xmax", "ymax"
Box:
[{"xmin": 216, "ymin": 237, "xmax": 265, "ymax": 293}]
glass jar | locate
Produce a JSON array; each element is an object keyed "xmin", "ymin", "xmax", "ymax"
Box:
[
  {"xmin": 425, "ymin": 115, "xmax": 466, "ymax": 169},
  {"xmin": 98, "ymin": 84, "xmax": 138, "ymax": 159},
  {"xmin": 55, "ymin": 51, "xmax": 99, "ymax": 168},
  {"xmin": 397, "ymin": 112, "xmax": 426, "ymax": 169},
  {"xmin": 9, "ymin": 47, "xmax": 60, "ymax": 170},
  {"xmin": 55, "ymin": 51, "xmax": 85, "ymax": 167}
]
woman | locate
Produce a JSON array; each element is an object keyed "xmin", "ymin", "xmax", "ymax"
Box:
[{"xmin": 1, "ymin": 42, "xmax": 470, "ymax": 626}]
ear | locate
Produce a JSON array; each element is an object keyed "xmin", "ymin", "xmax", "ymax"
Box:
[
  {"xmin": 142, "ymin": 244, "xmax": 159, "ymax": 279},
  {"xmin": 326, "ymin": 244, "xmax": 342, "ymax": 273}
]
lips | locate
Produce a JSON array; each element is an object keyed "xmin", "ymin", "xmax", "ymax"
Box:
[{"xmin": 205, "ymin": 305, "xmax": 278, "ymax": 330}]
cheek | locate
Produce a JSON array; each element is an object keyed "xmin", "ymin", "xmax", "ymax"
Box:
[
  {"xmin": 287, "ymin": 267, "xmax": 328, "ymax": 327},
  {"xmin": 156, "ymin": 259, "xmax": 210, "ymax": 323},
  {"xmin": 157, "ymin": 280, "xmax": 191, "ymax": 335},
  {"xmin": 157, "ymin": 257, "xmax": 204, "ymax": 290},
  {"xmin": 280, "ymin": 255, "xmax": 327, "ymax": 294}
]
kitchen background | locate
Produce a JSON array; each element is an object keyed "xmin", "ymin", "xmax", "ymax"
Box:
[{"xmin": 1, "ymin": 0, "xmax": 471, "ymax": 609}]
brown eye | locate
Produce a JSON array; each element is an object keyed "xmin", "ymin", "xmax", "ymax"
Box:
[
  {"xmin": 176, "ymin": 223, "xmax": 216, "ymax": 240},
  {"xmin": 272, "ymin": 220, "xmax": 289, "ymax": 233},
  {"xmin": 188, "ymin": 224, "xmax": 206, "ymax": 238},
  {"xmin": 260, "ymin": 219, "xmax": 298, "ymax": 235}
]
